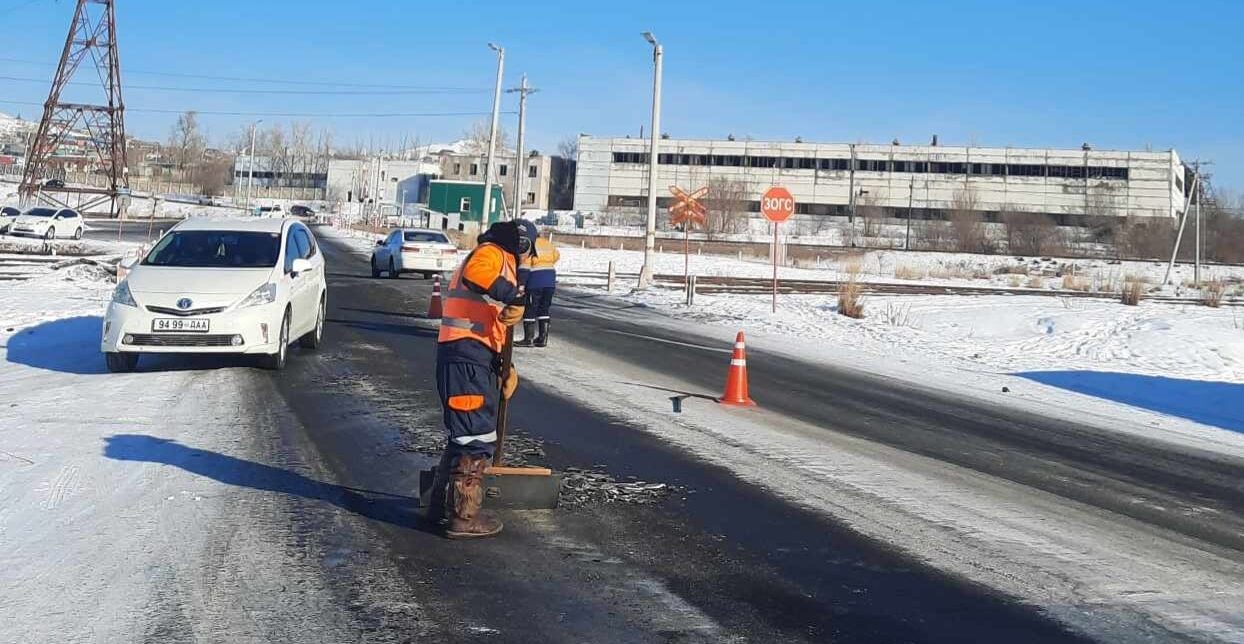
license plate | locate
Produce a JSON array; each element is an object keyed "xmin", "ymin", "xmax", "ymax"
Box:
[{"xmin": 152, "ymin": 318, "xmax": 210, "ymax": 333}]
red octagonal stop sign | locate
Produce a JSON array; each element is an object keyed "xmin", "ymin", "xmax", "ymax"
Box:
[{"xmin": 761, "ymin": 186, "xmax": 795, "ymax": 223}]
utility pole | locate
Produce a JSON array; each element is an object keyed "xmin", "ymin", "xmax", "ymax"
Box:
[
  {"xmin": 506, "ymin": 74, "xmax": 538, "ymax": 220},
  {"xmin": 906, "ymin": 174, "xmax": 915, "ymax": 250},
  {"xmin": 482, "ymin": 43, "xmax": 505, "ymax": 226},
  {"xmin": 638, "ymin": 31, "xmax": 664, "ymax": 289},
  {"xmin": 245, "ymin": 120, "xmax": 262, "ymax": 212},
  {"xmin": 1194, "ymin": 161, "xmax": 1202, "ymax": 286},
  {"xmin": 1162, "ymin": 168, "xmax": 1199, "ymax": 285}
]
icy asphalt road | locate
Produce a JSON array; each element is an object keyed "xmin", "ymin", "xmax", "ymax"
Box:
[{"xmin": 3, "ymin": 230, "xmax": 1241, "ymax": 642}]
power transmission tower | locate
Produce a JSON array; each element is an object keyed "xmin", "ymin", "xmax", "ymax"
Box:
[{"xmin": 19, "ymin": 0, "xmax": 129, "ymax": 218}]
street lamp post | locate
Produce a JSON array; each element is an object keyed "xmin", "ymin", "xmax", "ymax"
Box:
[
  {"xmin": 482, "ymin": 43, "xmax": 505, "ymax": 225},
  {"xmin": 637, "ymin": 31, "xmax": 663, "ymax": 289},
  {"xmin": 245, "ymin": 119, "xmax": 263, "ymax": 212}
]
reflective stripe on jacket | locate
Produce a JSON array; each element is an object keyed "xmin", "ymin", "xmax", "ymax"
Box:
[
  {"xmin": 438, "ymin": 243, "xmax": 518, "ymax": 353},
  {"xmin": 519, "ymin": 237, "xmax": 560, "ymax": 289}
]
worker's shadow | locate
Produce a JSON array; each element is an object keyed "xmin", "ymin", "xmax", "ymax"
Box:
[{"xmin": 102, "ymin": 434, "xmax": 442, "ymax": 534}]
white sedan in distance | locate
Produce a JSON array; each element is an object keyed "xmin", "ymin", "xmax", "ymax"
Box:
[
  {"xmin": 8, "ymin": 207, "xmax": 85, "ymax": 239},
  {"xmin": 0, "ymin": 206, "xmax": 20, "ymax": 234},
  {"xmin": 101, "ymin": 217, "xmax": 327, "ymax": 372},
  {"xmin": 371, "ymin": 228, "xmax": 459, "ymax": 278}
]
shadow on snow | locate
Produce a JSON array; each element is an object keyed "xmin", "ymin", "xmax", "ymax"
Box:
[
  {"xmin": 103, "ymin": 434, "xmax": 433, "ymax": 532},
  {"xmin": 4, "ymin": 315, "xmax": 272, "ymax": 375},
  {"xmin": 1017, "ymin": 370, "xmax": 1244, "ymax": 434}
]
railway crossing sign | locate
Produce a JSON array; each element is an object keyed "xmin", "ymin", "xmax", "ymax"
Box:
[
  {"xmin": 669, "ymin": 185, "xmax": 708, "ymax": 291},
  {"xmin": 669, "ymin": 185, "xmax": 708, "ymax": 226}
]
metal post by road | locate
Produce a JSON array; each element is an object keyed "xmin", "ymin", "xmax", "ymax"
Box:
[
  {"xmin": 507, "ymin": 74, "xmax": 538, "ymax": 220},
  {"xmin": 906, "ymin": 174, "xmax": 915, "ymax": 250},
  {"xmin": 637, "ymin": 32, "xmax": 663, "ymax": 289},
  {"xmin": 482, "ymin": 43, "xmax": 505, "ymax": 226},
  {"xmin": 245, "ymin": 119, "xmax": 262, "ymax": 212},
  {"xmin": 1194, "ymin": 175, "xmax": 1202, "ymax": 286}
]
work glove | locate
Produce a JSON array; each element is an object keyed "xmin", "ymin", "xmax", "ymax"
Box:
[
  {"xmin": 499, "ymin": 304, "xmax": 525, "ymax": 327},
  {"xmin": 502, "ymin": 366, "xmax": 519, "ymax": 400}
]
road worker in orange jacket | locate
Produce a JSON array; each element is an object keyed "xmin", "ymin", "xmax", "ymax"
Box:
[{"xmin": 426, "ymin": 219, "xmax": 538, "ymax": 539}]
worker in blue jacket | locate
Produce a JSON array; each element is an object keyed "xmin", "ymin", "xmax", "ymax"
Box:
[{"xmin": 515, "ymin": 233, "xmax": 560, "ymax": 347}]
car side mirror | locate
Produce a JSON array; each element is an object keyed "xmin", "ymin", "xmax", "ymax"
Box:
[
  {"xmin": 376, "ymin": 239, "xmax": 385, "ymax": 246},
  {"xmin": 290, "ymin": 258, "xmax": 313, "ymax": 275}
]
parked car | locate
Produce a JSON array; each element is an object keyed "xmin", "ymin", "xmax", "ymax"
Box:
[
  {"xmin": 0, "ymin": 206, "xmax": 20, "ymax": 234},
  {"xmin": 100, "ymin": 217, "xmax": 327, "ymax": 372},
  {"xmin": 9, "ymin": 207, "xmax": 84, "ymax": 240},
  {"xmin": 43, "ymin": 178, "xmax": 66, "ymax": 189},
  {"xmin": 370, "ymin": 228, "xmax": 459, "ymax": 279},
  {"xmin": 290, "ymin": 204, "xmax": 315, "ymax": 217}
]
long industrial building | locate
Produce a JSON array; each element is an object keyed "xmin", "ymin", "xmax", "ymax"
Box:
[{"xmin": 573, "ymin": 136, "xmax": 1188, "ymax": 224}]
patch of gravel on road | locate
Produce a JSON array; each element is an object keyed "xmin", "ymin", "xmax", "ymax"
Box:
[{"xmin": 560, "ymin": 466, "xmax": 674, "ymax": 506}]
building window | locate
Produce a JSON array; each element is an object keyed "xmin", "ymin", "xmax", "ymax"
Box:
[
  {"xmin": 611, "ymin": 152, "xmax": 649, "ymax": 164},
  {"xmin": 857, "ymin": 159, "xmax": 890, "ymax": 172},
  {"xmin": 499, "ymin": 165, "xmax": 508, "ymax": 176},
  {"xmin": 528, "ymin": 165, "xmax": 538, "ymax": 177},
  {"xmin": 470, "ymin": 164, "xmax": 479, "ymax": 175},
  {"xmin": 453, "ymin": 163, "xmax": 461, "ymax": 174},
  {"xmin": 526, "ymin": 191, "xmax": 536, "ymax": 203},
  {"xmin": 459, "ymin": 197, "xmax": 471, "ymax": 212}
]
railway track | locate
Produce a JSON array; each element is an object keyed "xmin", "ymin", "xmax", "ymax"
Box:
[{"xmin": 560, "ymin": 270, "xmax": 1243, "ymax": 307}]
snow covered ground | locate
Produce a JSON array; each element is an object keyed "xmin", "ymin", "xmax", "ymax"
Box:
[{"xmin": 0, "ymin": 256, "xmax": 396, "ymax": 641}]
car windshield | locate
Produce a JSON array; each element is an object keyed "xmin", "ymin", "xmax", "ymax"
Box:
[
  {"xmin": 23, "ymin": 208, "xmax": 57, "ymax": 217},
  {"xmin": 142, "ymin": 230, "xmax": 281, "ymax": 268},
  {"xmin": 404, "ymin": 232, "xmax": 450, "ymax": 244},
  {"xmin": 2, "ymin": 207, "xmax": 19, "ymax": 216}
]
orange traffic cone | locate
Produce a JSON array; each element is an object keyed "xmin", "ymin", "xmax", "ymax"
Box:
[
  {"xmin": 720, "ymin": 331, "xmax": 756, "ymax": 407},
  {"xmin": 427, "ymin": 274, "xmax": 443, "ymax": 319}
]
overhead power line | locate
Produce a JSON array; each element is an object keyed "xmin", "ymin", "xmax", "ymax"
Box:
[
  {"xmin": 0, "ymin": 56, "xmax": 488, "ymax": 91},
  {"xmin": 0, "ymin": 74, "xmax": 488, "ymax": 95},
  {"xmin": 0, "ymin": 99, "xmax": 510, "ymax": 119}
]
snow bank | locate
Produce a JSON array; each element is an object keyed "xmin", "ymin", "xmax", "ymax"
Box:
[{"xmin": 555, "ymin": 244, "xmax": 1244, "ymax": 436}]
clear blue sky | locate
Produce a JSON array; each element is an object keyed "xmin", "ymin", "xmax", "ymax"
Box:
[{"xmin": 2, "ymin": 0, "xmax": 1241, "ymax": 189}]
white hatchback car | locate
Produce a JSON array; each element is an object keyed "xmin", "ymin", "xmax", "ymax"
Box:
[
  {"xmin": 9, "ymin": 207, "xmax": 85, "ymax": 239},
  {"xmin": 370, "ymin": 228, "xmax": 459, "ymax": 279},
  {"xmin": 101, "ymin": 217, "xmax": 326, "ymax": 372}
]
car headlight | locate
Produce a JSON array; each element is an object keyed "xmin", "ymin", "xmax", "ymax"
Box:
[
  {"xmin": 235, "ymin": 283, "xmax": 277, "ymax": 309},
  {"xmin": 111, "ymin": 281, "xmax": 137, "ymax": 307}
]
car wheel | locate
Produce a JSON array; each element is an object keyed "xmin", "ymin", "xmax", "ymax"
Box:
[
  {"xmin": 299, "ymin": 294, "xmax": 325, "ymax": 350},
  {"xmin": 261, "ymin": 310, "xmax": 290, "ymax": 371},
  {"xmin": 104, "ymin": 352, "xmax": 139, "ymax": 373},
  {"xmin": 45, "ymin": 227, "xmax": 56, "ymax": 240},
  {"xmin": 371, "ymin": 255, "xmax": 382, "ymax": 278},
  {"xmin": 73, "ymin": 226, "xmax": 83, "ymax": 240},
  {"xmin": 389, "ymin": 258, "xmax": 399, "ymax": 279}
]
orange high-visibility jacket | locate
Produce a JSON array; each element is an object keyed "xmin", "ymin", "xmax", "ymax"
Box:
[{"xmin": 438, "ymin": 242, "xmax": 519, "ymax": 353}]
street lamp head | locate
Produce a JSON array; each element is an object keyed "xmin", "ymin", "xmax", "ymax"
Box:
[
  {"xmin": 488, "ymin": 42, "xmax": 502, "ymax": 53},
  {"xmin": 642, "ymin": 31, "xmax": 658, "ymax": 45}
]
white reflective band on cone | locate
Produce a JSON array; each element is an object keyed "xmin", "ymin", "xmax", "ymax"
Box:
[
  {"xmin": 452, "ymin": 431, "xmax": 498, "ymax": 445},
  {"xmin": 734, "ymin": 342, "xmax": 746, "ymax": 349},
  {"xmin": 730, "ymin": 359, "xmax": 747, "ymax": 367}
]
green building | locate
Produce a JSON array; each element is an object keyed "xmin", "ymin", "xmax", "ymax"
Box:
[{"xmin": 426, "ymin": 180, "xmax": 505, "ymax": 225}]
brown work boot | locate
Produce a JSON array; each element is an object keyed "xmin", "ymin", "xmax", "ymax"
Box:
[
  {"xmin": 445, "ymin": 454, "xmax": 503, "ymax": 539},
  {"xmin": 424, "ymin": 451, "xmax": 454, "ymax": 526}
]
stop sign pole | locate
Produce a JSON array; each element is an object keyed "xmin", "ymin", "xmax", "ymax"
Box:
[{"xmin": 761, "ymin": 187, "xmax": 795, "ymax": 313}]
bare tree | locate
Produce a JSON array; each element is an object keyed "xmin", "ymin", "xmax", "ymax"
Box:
[
  {"xmin": 1003, "ymin": 209, "xmax": 1063, "ymax": 256},
  {"xmin": 464, "ymin": 120, "xmax": 511, "ymax": 155},
  {"xmin": 194, "ymin": 157, "xmax": 234, "ymax": 197},
  {"xmin": 556, "ymin": 136, "xmax": 579, "ymax": 161},
  {"xmin": 167, "ymin": 111, "xmax": 206, "ymax": 172},
  {"xmin": 858, "ymin": 189, "xmax": 885, "ymax": 238},
  {"xmin": 702, "ymin": 176, "xmax": 750, "ymax": 240},
  {"xmin": 947, "ymin": 185, "xmax": 992, "ymax": 252}
]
